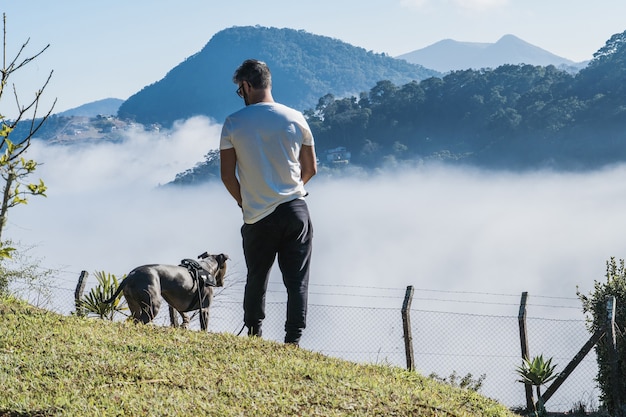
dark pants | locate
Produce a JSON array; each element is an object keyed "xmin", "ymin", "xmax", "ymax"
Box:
[{"xmin": 241, "ymin": 198, "xmax": 313, "ymax": 343}]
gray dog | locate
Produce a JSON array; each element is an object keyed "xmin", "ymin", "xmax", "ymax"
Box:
[{"xmin": 105, "ymin": 252, "xmax": 228, "ymax": 331}]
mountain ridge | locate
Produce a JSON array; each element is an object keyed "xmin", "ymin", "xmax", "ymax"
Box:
[
  {"xmin": 53, "ymin": 31, "xmax": 585, "ymax": 118},
  {"xmin": 397, "ymin": 34, "xmax": 587, "ymax": 73},
  {"xmin": 56, "ymin": 98, "xmax": 123, "ymax": 117},
  {"xmin": 169, "ymin": 28, "xmax": 626, "ymax": 183},
  {"xmin": 117, "ymin": 26, "xmax": 439, "ymax": 127}
]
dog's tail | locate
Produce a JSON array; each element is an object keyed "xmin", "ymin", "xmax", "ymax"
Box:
[{"xmin": 104, "ymin": 279, "xmax": 128, "ymax": 304}]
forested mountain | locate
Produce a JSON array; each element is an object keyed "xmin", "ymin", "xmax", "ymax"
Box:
[
  {"xmin": 306, "ymin": 30, "xmax": 626, "ymax": 170},
  {"xmin": 170, "ymin": 29, "xmax": 626, "ymax": 184},
  {"xmin": 12, "ymin": 26, "xmax": 626, "ymax": 183},
  {"xmin": 118, "ymin": 26, "xmax": 439, "ymax": 126}
]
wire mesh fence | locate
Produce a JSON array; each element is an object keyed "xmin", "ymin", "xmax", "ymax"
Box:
[{"xmin": 8, "ymin": 272, "xmax": 602, "ymax": 413}]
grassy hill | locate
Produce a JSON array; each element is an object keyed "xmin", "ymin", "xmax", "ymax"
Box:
[{"xmin": 0, "ymin": 297, "xmax": 517, "ymax": 416}]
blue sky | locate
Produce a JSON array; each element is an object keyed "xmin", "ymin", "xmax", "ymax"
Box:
[{"xmin": 2, "ymin": 0, "xmax": 626, "ymax": 117}]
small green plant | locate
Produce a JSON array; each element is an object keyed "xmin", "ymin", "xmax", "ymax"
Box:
[
  {"xmin": 77, "ymin": 271, "xmax": 127, "ymax": 320},
  {"xmin": 568, "ymin": 400, "xmax": 587, "ymax": 415},
  {"xmin": 516, "ymin": 355, "xmax": 558, "ymax": 416},
  {"xmin": 428, "ymin": 371, "xmax": 486, "ymax": 392},
  {"xmin": 0, "ymin": 241, "xmax": 55, "ymax": 304}
]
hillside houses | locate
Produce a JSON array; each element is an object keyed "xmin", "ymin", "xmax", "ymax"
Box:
[{"xmin": 325, "ymin": 147, "xmax": 351, "ymax": 164}]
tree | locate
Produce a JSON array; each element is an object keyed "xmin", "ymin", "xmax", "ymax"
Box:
[
  {"xmin": 0, "ymin": 13, "xmax": 55, "ymax": 259},
  {"xmin": 578, "ymin": 257, "xmax": 626, "ymax": 415},
  {"xmin": 575, "ymin": 30, "xmax": 626, "ymax": 103},
  {"xmin": 590, "ymin": 30, "xmax": 626, "ymax": 64}
]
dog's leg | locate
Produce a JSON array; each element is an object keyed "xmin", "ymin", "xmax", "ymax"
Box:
[
  {"xmin": 200, "ymin": 310, "xmax": 209, "ymax": 331},
  {"xmin": 168, "ymin": 305, "xmax": 180, "ymax": 327},
  {"xmin": 199, "ymin": 289, "xmax": 213, "ymax": 331},
  {"xmin": 123, "ymin": 271, "xmax": 162, "ymax": 325},
  {"xmin": 139, "ymin": 298, "xmax": 160, "ymax": 324},
  {"xmin": 179, "ymin": 311, "xmax": 190, "ymax": 329}
]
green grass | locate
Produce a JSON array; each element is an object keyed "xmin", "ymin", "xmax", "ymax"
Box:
[{"xmin": 0, "ymin": 297, "xmax": 518, "ymax": 417}]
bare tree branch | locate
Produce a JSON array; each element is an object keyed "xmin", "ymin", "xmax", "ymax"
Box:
[{"xmin": 0, "ymin": 12, "xmax": 54, "ymax": 246}]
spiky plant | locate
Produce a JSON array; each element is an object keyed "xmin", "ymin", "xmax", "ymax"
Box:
[
  {"xmin": 516, "ymin": 354, "xmax": 558, "ymax": 416},
  {"xmin": 78, "ymin": 271, "xmax": 127, "ymax": 320}
]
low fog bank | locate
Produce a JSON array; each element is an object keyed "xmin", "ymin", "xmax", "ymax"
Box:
[
  {"xmin": 6, "ymin": 117, "xmax": 626, "ymax": 318},
  {"xmin": 7, "ymin": 120, "xmax": 617, "ymax": 411},
  {"xmin": 309, "ymin": 164, "xmax": 626, "ymax": 303}
]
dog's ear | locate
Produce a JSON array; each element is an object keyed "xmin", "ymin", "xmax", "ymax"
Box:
[{"xmin": 216, "ymin": 253, "xmax": 229, "ymax": 267}]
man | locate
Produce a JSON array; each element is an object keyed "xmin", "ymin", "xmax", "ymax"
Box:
[{"xmin": 220, "ymin": 59, "xmax": 317, "ymax": 345}]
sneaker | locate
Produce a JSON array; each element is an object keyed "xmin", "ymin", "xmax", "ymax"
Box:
[
  {"xmin": 247, "ymin": 325, "xmax": 262, "ymax": 337},
  {"xmin": 284, "ymin": 333, "xmax": 301, "ymax": 345}
]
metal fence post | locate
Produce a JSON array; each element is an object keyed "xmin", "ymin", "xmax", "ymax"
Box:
[{"xmin": 402, "ymin": 285, "xmax": 414, "ymax": 371}]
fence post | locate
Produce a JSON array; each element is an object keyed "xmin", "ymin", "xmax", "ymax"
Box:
[
  {"xmin": 606, "ymin": 296, "xmax": 625, "ymax": 416},
  {"xmin": 74, "ymin": 271, "xmax": 88, "ymax": 316},
  {"xmin": 402, "ymin": 285, "xmax": 415, "ymax": 371},
  {"xmin": 541, "ymin": 326, "xmax": 604, "ymax": 404},
  {"xmin": 518, "ymin": 291, "xmax": 534, "ymax": 412}
]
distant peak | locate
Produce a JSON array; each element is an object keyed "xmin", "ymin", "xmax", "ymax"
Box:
[
  {"xmin": 498, "ymin": 34, "xmax": 521, "ymax": 40},
  {"xmin": 495, "ymin": 34, "xmax": 529, "ymax": 45}
]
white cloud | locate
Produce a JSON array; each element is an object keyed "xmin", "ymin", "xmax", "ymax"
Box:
[
  {"xmin": 6, "ymin": 126, "xmax": 616, "ymax": 410},
  {"xmin": 399, "ymin": 0, "xmax": 431, "ymax": 10},
  {"xmin": 453, "ymin": 0, "xmax": 508, "ymax": 11},
  {"xmin": 308, "ymin": 164, "xmax": 626, "ymax": 306},
  {"xmin": 8, "ymin": 121, "xmax": 626, "ymax": 321},
  {"xmin": 400, "ymin": 0, "xmax": 508, "ymax": 12},
  {"xmin": 26, "ymin": 116, "xmax": 221, "ymax": 195},
  {"xmin": 7, "ymin": 116, "xmax": 227, "ymax": 274}
]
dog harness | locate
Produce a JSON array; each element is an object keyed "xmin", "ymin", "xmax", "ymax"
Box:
[{"xmin": 179, "ymin": 258, "xmax": 217, "ymax": 287}]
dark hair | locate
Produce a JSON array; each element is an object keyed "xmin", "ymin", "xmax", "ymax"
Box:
[{"xmin": 233, "ymin": 59, "xmax": 272, "ymax": 89}]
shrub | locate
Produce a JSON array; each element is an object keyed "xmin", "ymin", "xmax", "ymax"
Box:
[
  {"xmin": 577, "ymin": 257, "xmax": 626, "ymax": 414},
  {"xmin": 0, "ymin": 241, "xmax": 55, "ymax": 305},
  {"xmin": 428, "ymin": 371, "xmax": 486, "ymax": 392}
]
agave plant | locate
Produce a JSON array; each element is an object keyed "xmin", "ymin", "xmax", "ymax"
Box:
[
  {"xmin": 516, "ymin": 355, "xmax": 558, "ymax": 416},
  {"xmin": 78, "ymin": 271, "xmax": 127, "ymax": 320}
]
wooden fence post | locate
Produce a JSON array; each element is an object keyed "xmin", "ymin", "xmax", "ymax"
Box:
[
  {"xmin": 541, "ymin": 296, "xmax": 624, "ymax": 407},
  {"xmin": 541, "ymin": 326, "xmax": 605, "ymax": 404},
  {"xmin": 74, "ymin": 271, "xmax": 88, "ymax": 316},
  {"xmin": 402, "ymin": 285, "xmax": 415, "ymax": 371},
  {"xmin": 606, "ymin": 296, "xmax": 625, "ymax": 416},
  {"xmin": 518, "ymin": 291, "xmax": 534, "ymax": 412}
]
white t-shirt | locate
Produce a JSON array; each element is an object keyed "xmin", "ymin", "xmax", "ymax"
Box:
[{"xmin": 220, "ymin": 102, "xmax": 315, "ymax": 224}]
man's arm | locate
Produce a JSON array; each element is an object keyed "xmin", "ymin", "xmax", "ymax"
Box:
[
  {"xmin": 220, "ymin": 148, "xmax": 242, "ymax": 207},
  {"xmin": 299, "ymin": 144, "xmax": 317, "ymax": 184}
]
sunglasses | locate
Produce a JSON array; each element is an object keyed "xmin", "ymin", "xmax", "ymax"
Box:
[{"xmin": 236, "ymin": 82, "xmax": 246, "ymax": 98}]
